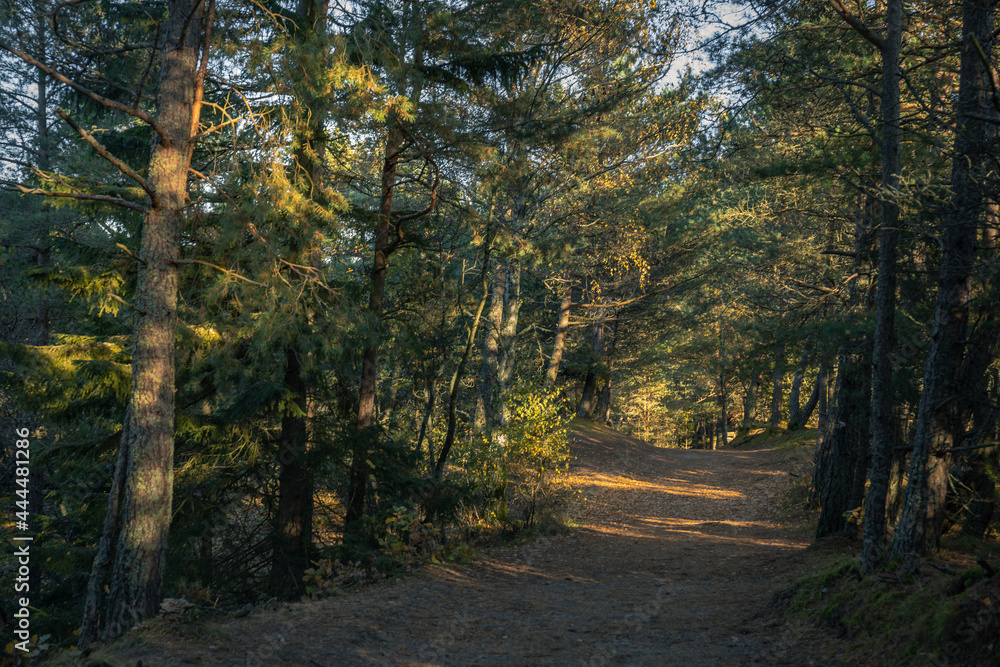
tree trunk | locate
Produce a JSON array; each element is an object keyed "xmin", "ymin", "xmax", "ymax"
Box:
[
  {"xmin": 269, "ymin": 0, "xmax": 326, "ymax": 597},
  {"xmin": 347, "ymin": 117, "xmax": 404, "ymax": 530},
  {"xmin": 816, "ymin": 346, "xmax": 872, "ymax": 538},
  {"xmin": 595, "ymin": 319, "xmax": 618, "ymax": 423},
  {"xmin": 891, "ymin": 0, "xmax": 995, "ymax": 560},
  {"xmin": 435, "ymin": 267, "xmax": 490, "ymax": 477},
  {"xmin": 787, "ymin": 345, "xmax": 810, "ymax": 429},
  {"xmin": 815, "ymin": 186, "xmax": 875, "ymax": 537},
  {"xmin": 270, "ymin": 349, "xmax": 311, "ymax": 599},
  {"xmin": 769, "ymin": 342, "xmax": 785, "ymax": 429},
  {"xmin": 97, "ymin": 0, "xmax": 208, "ymax": 641},
  {"xmin": 475, "ymin": 257, "xmax": 506, "ymax": 432},
  {"xmin": 496, "ymin": 259, "xmax": 521, "ymax": 426},
  {"xmin": 382, "ymin": 359, "xmax": 402, "ymax": 425},
  {"xmin": 741, "ymin": 368, "xmax": 761, "ymax": 432},
  {"xmin": 545, "ymin": 281, "xmax": 573, "ymax": 387},
  {"xmin": 809, "ymin": 366, "xmax": 832, "ymax": 508},
  {"xmin": 718, "ymin": 322, "xmax": 728, "ymax": 447},
  {"xmin": 79, "ymin": 411, "xmax": 130, "ymax": 646},
  {"xmin": 415, "ymin": 374, "xmax": 437, "ymax": 464},
  {"xmin": 797, "ymin": 357, "xmax": 830, "ymax": 428},
  {"xmin": 577, "ymin": 312, "xmax": 605, "ymax": 419},
  {"xmin": 861, "ymin": 0, "xmax": 904, "ymax": 573}
]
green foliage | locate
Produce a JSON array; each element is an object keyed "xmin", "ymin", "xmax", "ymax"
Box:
[{"xmin": 462, "ymin": 382, "xmax": 572, "ymax": 527}]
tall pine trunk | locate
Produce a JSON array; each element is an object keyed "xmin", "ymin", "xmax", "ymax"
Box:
[
  {"xmin": 475, "ymin": 257, "xmax": 505, "ymax": 432},
  {"xmin": 87, "ymin": 0, "xmax": 208, "ymax": 641},
  {"xmin": 797, "ymin": 357, "xmax": 830, "ymax": 428},
  {"xmin": 816, "ymin": 345, "xmax": 872, "ymax": 537},
  {"xmin": 741, "ymin": 368, "xmax": 761, "ymax": 433},
  {"xmin": 347, "ymin": 117, "xmax": 404, "ymax": 530},
  {"xmin": 270, "ymin": 0, "xmax": 327, "ymax": 596},
  {"xmin": 891, "ymin": 0, "xmax": 995, "ymax": 560},
  {"xmin": 271, "ymin": 349, "xmax": 311, "ymax": 597},
  {"xmin": 496, "ymin": 259, "xmax": 521, "ymax": 427},
  {"xmin": 809, "ymin": 366, "xmax": 832, "ymax": 508},
  {"xmin": 435, "ymin": 256, "xmax": 491, "ymax": 477},
  {"xmin": 861, "ymin": 0, "xmax": 904, "ymax": 573},
  {"xmin": 815, "ymin": 195, "xmax": 875, "ymax": 538},
  {"xmin": 718, "ymin": 322, "xmax": 728, "ymax": 446},
  {"xmin": 596, "ymin": 318, "xmax": 618, "ymax": 422},
  {"xmin": 545, "ymin": 281, "xmax": 573, "ymax": 387}
]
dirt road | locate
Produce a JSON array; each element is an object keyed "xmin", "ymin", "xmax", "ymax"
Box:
[{"xmin": 102, "ymin": 422, "xmax": 819, "ymax": 666}]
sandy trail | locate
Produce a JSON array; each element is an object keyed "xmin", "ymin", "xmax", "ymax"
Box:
[{"xmin": 104, "ymin": 422, "xmax": 816, "ymax": 666}]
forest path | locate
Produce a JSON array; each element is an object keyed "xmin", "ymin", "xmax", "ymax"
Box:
[{"xmin": 106, "ymin": 422, "xmax": 820, "ymax": 666}]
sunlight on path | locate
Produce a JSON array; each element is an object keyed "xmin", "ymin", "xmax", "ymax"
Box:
[{"xmin": 105, "ymin": 422, "xmax": 813, "ymax": 667}]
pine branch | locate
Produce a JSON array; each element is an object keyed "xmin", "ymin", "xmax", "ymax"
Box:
[
  {"xmin": 0, "ymin": 180, "xmax": 147, "ymax": 212},
  {"xmin": 173, "ymin": 259, "xmax": 265, "ymax": 286},
  {"xmin": 830, "ymin": 0, "xmax": 885, "ymax": 51},
  {"xmin": 115, "ymin": 243, "xmax": 144, "ymax": 265},
  {"xmin": 56, "ymin": 109, "xmax": 157, "ymax": 205},
  {"xmin": 0, "ymin": 39, "xmax": 170, "ymax": 144}
]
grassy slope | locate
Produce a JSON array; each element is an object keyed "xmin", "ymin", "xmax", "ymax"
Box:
[{"xmin": 728, "ymin": 428, "xmax": 1000, "ymax": 666}]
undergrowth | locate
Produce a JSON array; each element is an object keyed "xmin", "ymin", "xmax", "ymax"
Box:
[{"xmin": 780, "ymin": 540, "xmax": 1000, "ymax": 665}]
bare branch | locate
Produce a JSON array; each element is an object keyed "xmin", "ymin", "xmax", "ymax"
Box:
[
  {"xmin": 115, "ymin": 242, "xmax": 144, "ymax": 264},
  {"xmin": 56, "ymin": 109, "xmax": 156, "ymax": 203},
  {"xmin": 0, "ymin": 179, "xmax": 147, "ymax": 212},
  {"xmin": 173, "ymin": 258, "xmax": 265, "ymax": 286},
  {"xmin": 191, "ymin": 0, "xmax": 215, "ymax": 137},
  {"xmin": 0, "ymin": 39, "xmax": 169, "ymax": 144},
  {"xmin": 384, "ymin": 155, "xmax": 441, "ymax": 256},
  {"xmin": 830, "ymin": 0, "xmax": 885, "ymax": 51}
]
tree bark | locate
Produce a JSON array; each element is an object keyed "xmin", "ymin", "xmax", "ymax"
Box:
[
  {"xmin": 809, "ymin": 365, "xmax": 833, "ymax": 508},
  {"xmin": 797, "ymin": 357, "xmax": 830, "ymax": 428},
  {"xmin": 98, "ymin": 0, "xmax": 208, "ymax": 640},
  {"xmin": 861, "ymin": 0, "xmax": 903, "ymax": 573},
  {"xmin": 718, "ymin": 322, "xmax": 728, "ymax": 446},
  {"xmin": 577, "ymin": 311, "xmax": 605, "ymax": 419},
  {"xmin": 79, "ymin": 411, "xmax": 130, "ymax": 646},
  {"xmin": 815, "ymin": 187, "xmax": 875, "ymax": 536},
  {"xmin": 787, "ymin": 344, "xmax": 810, "ymax": 429},
  {"xmin": 596, "ymin": 318, "xmax": 618, "ymax": 423},
  {"xmin": 741, "ymin": 368, "xmax": 761, "ymax": 432},
  {"xmin": 816, "ymin": 346, "xmax": 872, "ymax": 538},
  {"xmin": 415, "ymin": 378, "xmax": 437, "ymax": 465},
  {"xmin": 891, "ymin": 0, "xmax": 995, "ymax": 560},
  {"xmin": 545, "ymin": 281, "xmax": 573, "ymax": 387},
  {"xmin": 435, "ymin": 262, "xmax": 491, "ymax": 477},
  {"xmin": 769, "ymin": 342, "xmax": 785, "ymax": 429},
  {"xmin": 475, "ymin": 257, "xmax": 506, "ymax": 432},
  {"xmin": 270, "ymin": 349, "xmax": 311, "ymax": 598},
  {"xmin": 496, "ymin": 259, "xmax": 521, "ymax": 427},
  {"xmin": 269, "ymin": 0, "xmax": 327, "ymax": 596}
]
